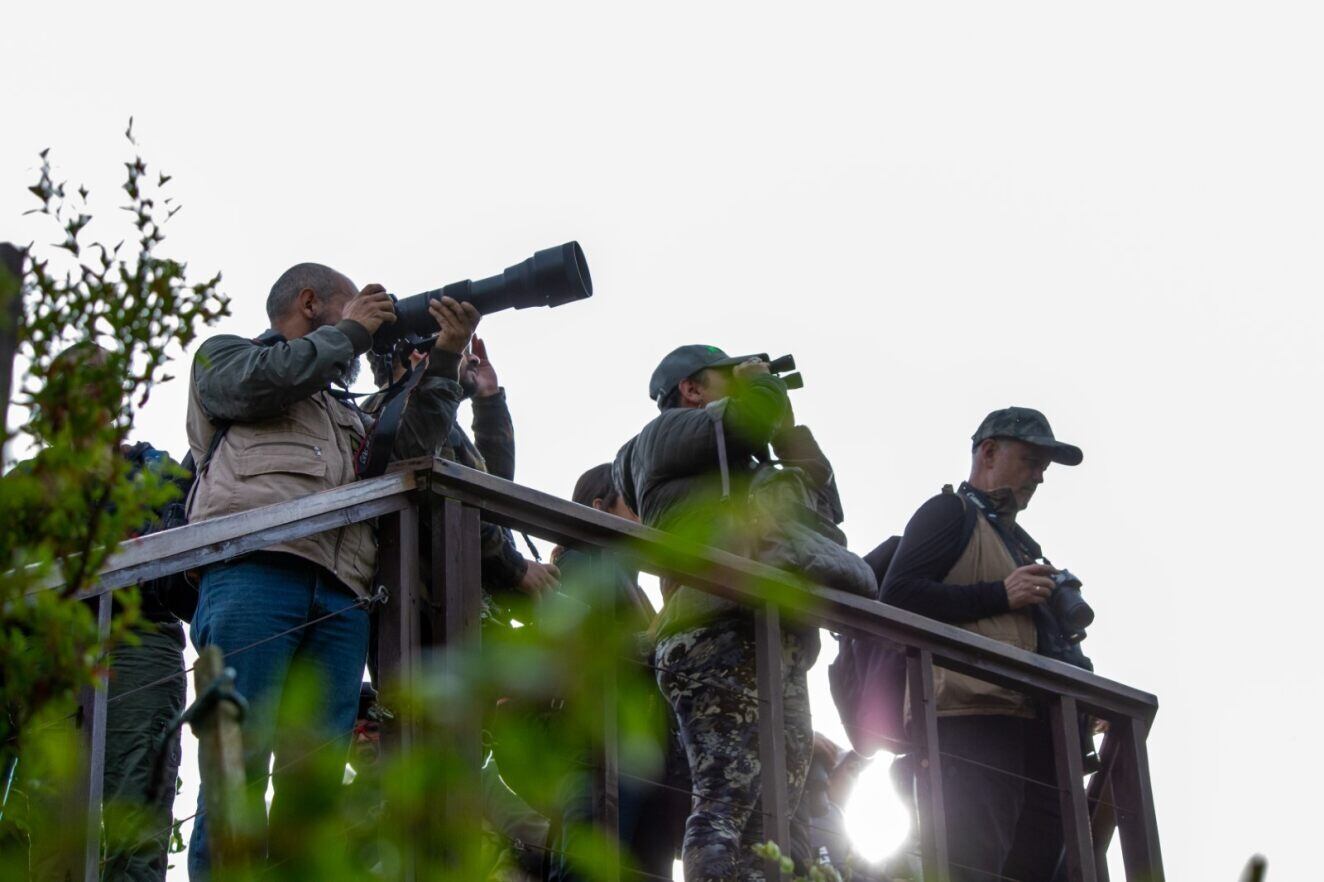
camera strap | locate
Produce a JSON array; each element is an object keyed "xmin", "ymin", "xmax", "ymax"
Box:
[
  {"xmin": 958, "ymin": 485, "xmax": 1043, "ymax": 566},
  {"xmin": 345, "ymin": 361, "xmax": 428, "ymax": 479}
]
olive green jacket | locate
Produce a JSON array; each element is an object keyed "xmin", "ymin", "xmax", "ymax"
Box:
[{"xmin": 186, "ymin": 319, "xmax": 462, "ymax": 596}]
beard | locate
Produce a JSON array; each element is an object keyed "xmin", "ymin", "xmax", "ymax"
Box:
[
  {"xmin": 343, "ymin": 355, "xmax": 361, "ymax": 387},
  {"xmin": 459, "ymin": 370, "xmax": 478, "ymax": 399}
]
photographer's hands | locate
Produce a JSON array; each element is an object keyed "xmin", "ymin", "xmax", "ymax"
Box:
[
  {"xmin": 1004, "ymin": 563, "xmax": 1057, "ymax": 609},
  {"xmin": 518, "ymin": 560, "xmax": 560, "ymax": 598},
  {"xmin": 467, "ymin": 336, "xmax": 501, "ymax": 398},
  {"xmin": 429, "ymin": 296, "xmax": 481, "ymax": 354},
  {"xmin": 343, "ymin": 284, "xmax": 397, "ymax": 335}
]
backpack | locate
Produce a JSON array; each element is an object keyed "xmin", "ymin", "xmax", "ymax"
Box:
[
  {"xmin": 711, "ymin": 404, "xmax": 876, "ymax": 599},
  {"xmin": 122, "ymin": 442, "xmax": 201, "ymax": 623},
  {"xmin": 827, "ymin": 488, "xmax": 979, "ymax": 757}
]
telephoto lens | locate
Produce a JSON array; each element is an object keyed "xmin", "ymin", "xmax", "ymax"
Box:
[{"xmin": 373, "ymin": 241, "xmax": 592, "ymax": 355}]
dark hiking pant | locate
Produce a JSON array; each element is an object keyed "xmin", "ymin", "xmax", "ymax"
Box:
[
  {"xmin": 102, "ymin": 621, "xmax": 187, "ymax": 882},
  {"xmin": 931, "ymin": 715, "xmax": 1063, "ymax": 882},
  {"xmin": 656, "ymin": 623, "xmax": 817, "ymax": 882}
]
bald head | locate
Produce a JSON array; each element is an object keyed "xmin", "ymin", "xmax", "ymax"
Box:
[{"xmin": 266, "ymin": 262, "xmax": 354, "ymax": 323}]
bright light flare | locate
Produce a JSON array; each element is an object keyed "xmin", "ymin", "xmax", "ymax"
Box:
[{"xmin": 843, "ymin": 751, "xmax": 912, "ymax": 864}]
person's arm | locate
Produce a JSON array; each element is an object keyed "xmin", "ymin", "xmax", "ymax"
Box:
[
  {"xmin": 880, "ymin": 493, "xmax": 1010, "ymax": 624},
  {"xmin": 194, "ymin": 321, "xmax": 369, "ymax": 423},
  {"xmin": 466, "ymin": 337, "xmax": 516, "ymax": 481},
  {"xmin": 481, "ymin": 523, "xmax": 529, "ymax": 591},
  {"xmin": 387, "ymin": 354, "xmax": 465, "ymax": 461},
  {"xmin": 771, "ymin": 423, "xmax": 844, "ymax": 524},
  {"xmin": 471, "ymin": 390, "xmax": 515, "ymax": 481}
]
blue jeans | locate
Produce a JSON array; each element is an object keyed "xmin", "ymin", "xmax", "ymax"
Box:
[{"xmin": 187, "ymin": 553, "xmax": 369, "ymax": 880}]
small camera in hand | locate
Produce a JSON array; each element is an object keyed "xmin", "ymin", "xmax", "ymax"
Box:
[{"xmin": 1047, "ymin": 568, "xmax": 1094, "ymax": 643}]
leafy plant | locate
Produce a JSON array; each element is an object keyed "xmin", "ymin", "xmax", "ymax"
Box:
[{"xmin": 0, "ymin": 122, "xmax": 229, "ymax": 870}]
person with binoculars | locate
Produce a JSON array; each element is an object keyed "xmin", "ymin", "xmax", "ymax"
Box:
[
  {"xmin": 879, "ymin": 406, "xmax": 1096, "ymax": 882},
  {"xmin": 615, "ymin": 345, "xmax": 873, "ymax": 882},
  {"xmin": 182, "ymin": 262, "xmax": 477, "ymax": 878}
]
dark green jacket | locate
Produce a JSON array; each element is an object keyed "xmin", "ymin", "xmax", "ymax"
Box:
[
  {"xmin": 187, "ymin": 320, "xmax": 459, "ymax": 594},
  {"xmin": 615, "ymin": 374, "xmax": 851, "ymax": 638}
]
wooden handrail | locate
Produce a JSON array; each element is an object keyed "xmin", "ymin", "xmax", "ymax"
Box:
[
  {"xmin": 26, "ymin": 466, "xmax": 421, "ymax": 600},
  {"xmin": 29, "ymin": 455, "xmax": 1157, "ymax": 722},
  {"xmin": 424, "ymin": 458, "xmax": 1159, "ymax": 724}
]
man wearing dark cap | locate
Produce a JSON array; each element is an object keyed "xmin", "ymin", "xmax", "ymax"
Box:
[
  {"xmin": 880, "ymin": 406, "xmax": 1092, "ymax": 882},
  {"xmin": 616, "ymin": 345, "xmax": 872, "ymax": 882}
]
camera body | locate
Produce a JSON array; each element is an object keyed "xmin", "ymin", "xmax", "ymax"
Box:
[{"xmin": 1047, "ymin": 568, "xmax": 1094, "ymax": 643}]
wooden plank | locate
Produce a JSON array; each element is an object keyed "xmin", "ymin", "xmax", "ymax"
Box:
[
  {"xmin": 0, "ymin": 242, "xmax": 22, "ymax": 442},
  {"xmin": 1088, "ymin": 732, "xmax": 1121, "ymax": 882},
  {"xmin": 31, "ymin": 467, "xmax": 420, "ymax": 597},
  {"xmin": 1113, "ymin": 717, "xmax": 1164, "ymax": 881},
  {"xmin": 192, "ymin": 646, "xmax": 249, "ymax": 873},
  {"xmin": 439, "ymin": 499, "xmax": 483, "ymax": 649},
  {"xmin": 377, "ymin": 505, "xmax": 421, "ymax": 754},
  {"xmin": 755, "ymin": 603, "xmax": 789, "ymax": 882},
  {"xmin": 376, "ymin": 503, "xmax": 421, "ymax": 882},
  {"xmin": 1051, "ymin": 695, "xmax": 1097, "ymax": 882},
  {"xmin": 906, "ymin": 649, "xmax": 949, "ymax": 882},
  {"xmin": 68, "ymin": 593, "xmax": 111, "ymax": 882},
  {"xmin": 426, "ymin": 461, "xmax": 1159, "ymax": 724},
  {"xmin": 591, "ymin": 555, "xmax": 620, "ymax": 882},
  {"xmin": 436, "ymin": 501, "xmax": 483, "ymax": 862}
]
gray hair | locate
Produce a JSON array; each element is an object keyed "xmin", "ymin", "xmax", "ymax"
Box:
[{"xmin": 266, "ymin": 262, "xmax": 346, "ymax": 322}]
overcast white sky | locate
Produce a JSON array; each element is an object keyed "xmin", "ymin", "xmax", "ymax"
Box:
[{"xmin": 5, "ymin": 2, "xmax": 1323, "ymax": 879}]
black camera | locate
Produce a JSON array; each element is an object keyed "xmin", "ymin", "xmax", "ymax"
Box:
[
  {"xmin": 372, "ymin": 241, "xmax": 592, "ymax": 355},
  {"xmin": 1047, "ymin": 568, "xmax": 1094, "ymax": 643}
]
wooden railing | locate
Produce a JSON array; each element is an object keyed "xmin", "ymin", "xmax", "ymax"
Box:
[{"xmin": 37, "ymin": 457, "xmax": 1163, "ymax": 882}]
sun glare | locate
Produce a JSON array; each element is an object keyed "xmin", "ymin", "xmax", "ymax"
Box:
[{"xmin": 843, "ymin": 752, "xmax": 912, "ymax": 864}]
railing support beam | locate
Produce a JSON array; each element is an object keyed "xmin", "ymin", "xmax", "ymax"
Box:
[
  {"xmin": 907, "ymin": 648, "xmax": 950, "ymax": 882},
  {"xmin": 755, "ymin": 603, "xmax": 790, "ymax": 881},
  {"xmin": 1114, "ymin": 717, "xmax": 1164, "ymax": 881},
  {"xmin": 1052, "ymin": 695, "xmax": 1098, "ymax": 882}
]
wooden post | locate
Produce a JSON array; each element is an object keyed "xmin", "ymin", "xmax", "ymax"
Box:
[
  {"xmin": 591, "ymin": 554, "xmax": 620, "ymax": 882},
  {"xmin": 435, "ymin": 498, "xmax": 483, "ymax": 788},
  {"xmin": 192, "ymin": 645, "xmax": 249, "ymax": 873},
  {"xmin": 754, "ymin": 602, "xmax": 789, "ymax": 882},
  {"xmin": 1112, "ymin": 716, "xmax": 1164, "ymax": 881},
  {"xmin": 1051, "ymin": 695, "xmax": 1098, "ymax": 882},
  {"xmin": 1088, "ymin": 730, "xmax": 1121, "ymax": 882},
  {"xmin": 378, "ymin": 503, "xmax": 422, "ymax": 756},
  {"xmin": 906, "ymin": 649, "xmax": 950, "ymax": 882},
  {"xmin": 376, "ymin": 502, "xmax": 422, "ymax": 880},
  {"xmin": 0, "ymin": 242, "xmax": 22, "ymax": 451},
  {"xmin": 63, "ymin": 592, "xmax": 111, "ymax": 882},
  {"xmin": 430, "ymin": 493, "xmax": 483, "ymax": 868}
]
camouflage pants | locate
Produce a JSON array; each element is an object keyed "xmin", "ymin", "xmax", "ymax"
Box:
[{"xmin": 655, "ymin": 623, "xmax": 816, "ymax": 882}]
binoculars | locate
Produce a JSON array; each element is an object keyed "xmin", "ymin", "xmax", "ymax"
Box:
[
  {"xmin": 743, "ymin": 353, "xmax": 803, "ymax": 390},
  {"xmin": 372, "ymin": 241, "xmax": 593, "ymax": 355}
]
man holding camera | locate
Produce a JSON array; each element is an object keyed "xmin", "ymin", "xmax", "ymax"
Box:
[
  {"xmin": 616, "ymin": 345, "xmax": 870, "ymax": 882},
  {"xmin": 880, "ymin": 406, "xmax": 1093, "ymax": 882},
  {"xmin": 183, "ymin": 263, "xmax": 476, "ymax": 877},
  {"xmin": 366, "ymin": 333, "xmax": 560, "ymax": 616}
]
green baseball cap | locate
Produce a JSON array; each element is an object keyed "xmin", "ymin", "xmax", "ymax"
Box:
[
  {"xmin": 971, "ymin": 406, "xmax": 1083, "ymax": 466},
  {"xmin": 649, "ymin": 344, "xmax": 762, "ymax": 407}
]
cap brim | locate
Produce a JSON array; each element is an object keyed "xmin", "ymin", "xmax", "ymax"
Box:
[
  {"xmin": 1025, "ymin": 436, "xmax": 1083, "ymax": 466},
  {"xmin": 706, "ymin": 352, "xmax": 766, "ymax": 369}
]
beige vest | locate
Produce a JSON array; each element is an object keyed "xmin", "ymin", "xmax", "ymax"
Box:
[
  {"xmin": 932, "ymin": 505, "xmax": 1039, "ymax": 718},
  {"xmin": 186, "ymin": 384, "xmax": 376, "ymax": 596}
]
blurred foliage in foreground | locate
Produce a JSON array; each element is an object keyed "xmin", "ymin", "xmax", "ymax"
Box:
[{"xmin": 0, "ymin": 123, "xmax": 227, "ymax": 872}]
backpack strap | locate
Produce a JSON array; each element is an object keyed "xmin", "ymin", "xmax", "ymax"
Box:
[
  {"xmin": 708, "ymin": 401, "xmax": 732, "ymax": 502},
  {"xmin": 945, "ymin": 484, "xmax": 981, "ymax": 556}
]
